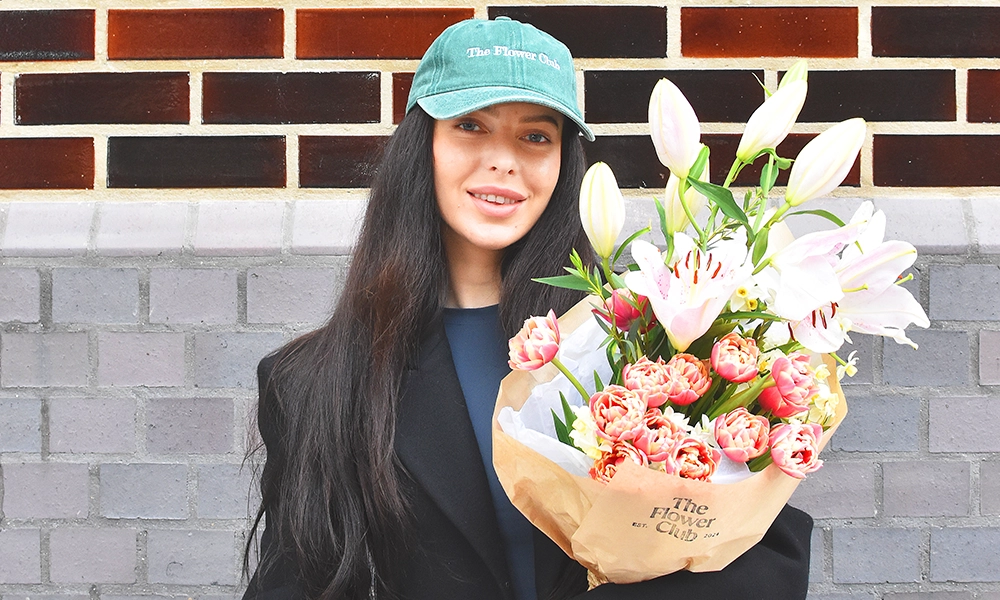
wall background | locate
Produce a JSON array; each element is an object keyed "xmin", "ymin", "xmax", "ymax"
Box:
[{"xmin": 1, "ymin": 1, "xmax": 999, "ymax": 599}]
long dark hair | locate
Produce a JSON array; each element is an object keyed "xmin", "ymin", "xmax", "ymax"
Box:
[{"xmin": 244, "ymin": 106, "xmax": 593, "ymax": 599}]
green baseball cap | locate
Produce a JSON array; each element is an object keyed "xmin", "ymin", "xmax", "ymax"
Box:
[{"xmin": 406, "ymin": 16, "xmax": 595, "ymax": 141}]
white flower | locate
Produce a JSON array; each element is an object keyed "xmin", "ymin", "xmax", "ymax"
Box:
[
  {"xmin": 737, "ymin": 80, "xmax": 808, "ymax": 163},
  {"xmin": 785, "ymin": 118, "xmax": 866, "ymax": 207},
  {"xmin": 569, "ymin": 405, "xmax": 609, "ymax": 460},
  {"xmin": 649, "ymin": 79, "xmax": 702, "ymax": 179},
  {"xmin": 836, "ymin": 350, "xmax": 859, "ymax": 380},
  {"xmin": 579, "ymin": 162, "xmax": 626, "ymax": 260}
]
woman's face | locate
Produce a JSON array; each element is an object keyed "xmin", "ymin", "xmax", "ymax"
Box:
[{"xmin": 433, "ymin": 102, "xmax": 564, "ymax": 260}]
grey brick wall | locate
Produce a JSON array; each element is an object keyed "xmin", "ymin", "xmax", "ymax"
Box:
[{"xmin": 1, "ymin": 197, "xmax": 999, "ymax": 599}]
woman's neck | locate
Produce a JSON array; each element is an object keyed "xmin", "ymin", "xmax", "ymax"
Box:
[{"xmin": 442, "ymin": 229, "xmax": 503, "ymax": 309}]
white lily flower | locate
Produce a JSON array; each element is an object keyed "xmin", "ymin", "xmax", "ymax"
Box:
[
  {"xmin": 785, "ymin": 118, "xmax": 866, "ymax": 207},
  {"xmin": 737, "ymin": 80, "xmax": 808, "ymax": 163},
  {"xmin": 649, "ymin": 79, "xmax": 702, "ymax": 179},
  {"xmin": 579, "ymin": 162, "xmax": 626, "ymax": 260},
  {"xmin": 625, "ymin": 233, "xmax": 752, "ymax": 352},
  {"xmin": 779, "ymin": 60, "xmax": 809, "ymax": 89}
]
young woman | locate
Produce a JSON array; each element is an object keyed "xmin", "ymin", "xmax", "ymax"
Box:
[{"xmin": 243, "ymin": 17, "xmax": 813, "ymax": 600}]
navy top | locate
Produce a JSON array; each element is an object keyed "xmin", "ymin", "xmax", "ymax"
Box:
[{"xmin": 443, "ymin": 305, "xmax": 537, "ymax": 600}]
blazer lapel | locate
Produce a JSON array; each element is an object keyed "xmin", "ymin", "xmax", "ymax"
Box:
[{"xmin": 395, "ymin": 318, "xmax": 512, "ymax": 596}]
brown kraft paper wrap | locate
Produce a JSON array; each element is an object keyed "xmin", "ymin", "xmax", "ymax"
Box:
[{"xmin": 492, "ymin": 296, "xmax": 847, "ymax": 585}]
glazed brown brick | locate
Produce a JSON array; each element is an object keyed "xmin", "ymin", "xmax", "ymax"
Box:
[
  {"xmin": 0, "ymin": 138, "xmax": 94, "ymax": 189},
  {"xmin": 586, "ymin": 134, "xmax": 859, "ymax": 190},
  {"xmin": 797, "ymin": 70, "xmax": 955, "ymax": 123},
  {"xmin": 585, "ymin": 70, "xmax": 764, "ymax": 124},
  {"xmin": 969, "ymin": 71, "xmax": 1000, "ymax": 123},
  {"xmin": 203, "ymin": 72, "xmax": 379, "ymax": 125},
  {"xmin": 16, "ymin": 72, "xmax": 189, "ymax": 125},
  {"xmin": 488, "ymin": 6, "xmax": 666, "ymax": 58},
  {"xmin": 682, "ymin": 8, "xmax": 857, "ymax": 58},
  {"xmin": 873, "ymin": 7, "xmax": 1000, "ymax": 58},
  {"xmin": 297, "ymin": 8, "xmax": 473, "ymax": 59},
  {"xmin": 0, "ymin": 10, "xmax": 94, "ymax": 61},
  {"xmin": 393, "ymin": 73, "xmax": 415, "ymax": 124},
  {"xmin": 300, "ymin": 136, "xmax": 388, "ymax": 188},
  {"xmin": 875, "ymin": 135, "xmax": 1000, "ymax": 187},
  {"xmin": 108, "ymin": 9, "xmax": 283, "ymax": 60},
  {"xmin": 107, "ymin": 137, "xmax": 285, "ymax": 188}
]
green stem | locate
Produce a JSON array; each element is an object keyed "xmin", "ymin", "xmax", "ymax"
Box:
[
  {"xmin": 600, "ymin": 256, "xmax": 615, "ymax": 289},
  {"xmin": 551, "ymin": 356, "xmax": 592, "ymax": 404},
  {"xmin": 678, "ymin": 177, "xmax": 708, "ymax": 246},
  {"xmin": 763, "ymin": 200, "xmax": 793, "ymax": 230},
  {"xmin": 722, "ymin": 159, "xmax": 743, "ymax": 188},
  {"xmin": 747, "ymin": 452, "xmax": 774, "ymax": 472}
]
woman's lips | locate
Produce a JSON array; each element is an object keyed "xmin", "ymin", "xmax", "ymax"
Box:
[{"xmin": 467, "ymin": 187, "xmax": 527, "ymax": 217}]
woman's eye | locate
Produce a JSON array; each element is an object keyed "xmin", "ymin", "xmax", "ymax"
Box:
[
  {"xmin": 457, "ymin": 121, "xmax": 480, "ymax": 132},
  {"xmin": 525, "ymin": 132, "xmax": 550, "ymax": 144}
]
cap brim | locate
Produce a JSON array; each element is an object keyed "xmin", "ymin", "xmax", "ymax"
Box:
[{"xmin": 417, "ymin": 87, "xmax": 595, "ymax": 142}]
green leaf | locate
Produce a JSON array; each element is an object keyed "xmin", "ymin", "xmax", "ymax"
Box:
[
  {"xmin": 718, "ymin": 310, "xmax": 784, "ymax": 322},
  {"xmin": 593, "ymin": 370, "xmax": 604, "ymax": 392},
  {"xmin": 552, "ymin": 409, "xmax": 572, "ymax": 445},
  {"xmin": 653, "ymin": 196, "xmax": 671, "ymax": 246},
  {"xmin": 688, "ymin": 178, "xmax": 749, "ymax": 228},
  {"xmin": 759, "ymin": 161, "xmax": 779, "ymax": 193},
  {"xmin": 789, "ymin": 209, "xmax": 846, "ymax": 227},
  {"xmin": 532, "ymin": 274, "xmax": 593, "ymax": 291},
  {"xmin": 752, "ymin": 229, "xmax": 770, "ymax": 264},
  {"xmin": 689, "ymin": 144, "xmax": 711, "ymax": 180},
  {"xmin": 608, "ymin": 271, "xmax": 627, "ymax": 290},
  {"xmin": 561, "ymin": 392, "xmax": 578, "ymax": 431},
  {"xmin": 613, "ymin": 226, "xmax": 652, "ymax": 265}
]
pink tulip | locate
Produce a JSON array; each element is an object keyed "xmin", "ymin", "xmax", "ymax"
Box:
[
  {"xmin": 590, "ymin": 442, "xmax": 649, "ymax": 483},
  {"xmin": 664, "ymin": 437, "xmax": 720, "ymax": 482},
  {"xmin": 713, "ymin": 407, "xmax": 770, "ymax": 462},
  {"xmin": 769, "ymin": 422, "xmax": 824, "ymax": 479},
  {"xmin": 711, "ymin": 332, "xmax": 760, "ymax": 383},
  {"xmin": 589, "ymin": 385, "xmax": 647, "ymax": 443},
  {"xmin": 633, "ymin": 409, "xmax": 687, "ymax": 462},
  {"xmin": 758, "ymin": 352, "xmax": 817, "ymax": 418},
  {"xmin": 507, "ymin": 309, "xmax": 560, "ymax": 371},
  {"xmin": 663, "ymin": 353, "xmax": 712, "ymax": 406},
  {"xmin": 622, "ymin": 356, "xmax": 673, "ymax": 408},
  {"xmin": 594, "ymin": 289, "xmax": 652, "ymax": 333}
]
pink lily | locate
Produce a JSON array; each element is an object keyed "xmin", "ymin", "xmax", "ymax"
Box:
[{"xmin": 625, "ymin": 234, "xmax": 751, "ymax": 352}]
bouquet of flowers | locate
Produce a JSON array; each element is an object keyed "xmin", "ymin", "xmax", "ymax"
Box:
[{"xmin": 491, "ymin": 62, "xmax": 929, "ymax": 585}]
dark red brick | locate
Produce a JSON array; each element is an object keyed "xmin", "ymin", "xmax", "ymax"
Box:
[
  {"xmin": 585, "ymin": 70, "xmax": 764, "ymax": 124},
  {"xmin": 0, "ymin": 138, "xmax": 94, "ymax": 189},
  {"xmin": 797, "ymin": 70, "xmax": 955, "ymax": 122},
  {"xmin": 203, "ymin": 72, "xmax": 379, "ymax": 125},
  {"xmin": 488, "ymin": 6, "xmax": 666, "ymax": 58},
  {"xmin": 0, "ymin": 10, "xmax": 94, "ymax": 61},
  {"xmin": 968, "ymin": 71, "xmax": 1000, "ymax": 123},
  {"xmin": 874, "ymin": 135, "xmax": 1000, "ymax": 187},
  {"xmin": 108, "ymin": 9, "xmax": 283, "ymax": 60},
  {"xmin": 107, "ymin": 136, "xmax": 285, "ymax": 188},
  {"xmin": 299, "ymin": 136, "xmax": 387, "ymax": 188},
  {"xmin": 585, "ymin": 134, "xmax": 859, "ymax": 190},
  {"xmin": 682, "ymin": 8, "xmax": 857, "ymax": 58},
  {"xmin": 16, "ymin": 72, "xmax": 189, "ymax": 125},
  {"xmin": 297, "ymin": 8, "xmax": 473, "ymax": 59},
  {"xmin": 393, "ymin": 73, "xmax": 415, "ymax": 124},
  {"xmin": 873, "ymin": 7, "xmax": 1000, "ymax": 58}
]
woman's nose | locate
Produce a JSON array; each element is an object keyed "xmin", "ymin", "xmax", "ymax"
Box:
[{"xmin": 487, "ymin": 143, "xmax": 517, "ymax": 175}]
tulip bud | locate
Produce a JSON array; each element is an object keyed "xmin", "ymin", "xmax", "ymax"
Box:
[
  {"xmin": 662, "ymin": 154, "xmax": 709, "ymax": 234},
  {"xmin": 579, "ymin": 162, "xmax": 626, "ymax": 260},
  {"xmin": 648, "ymin": 79, "xmax": 702, "ymax": 179},
  {"xmin": 785, "ymin": 118, "xmax": 866, "ymax": 207},
  {"xmin": 778, "ymin": 60, "xmax": 808, "ymax": 89},
  {"xmin": 736, "ymin": 80, "xmax": 807, "ymax": 163}
]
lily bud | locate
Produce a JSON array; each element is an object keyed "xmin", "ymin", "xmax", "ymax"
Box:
[
  {"xmin": 579, "ymin": 162, "xmax": 626, "ymax": 260},
  {"xmin": 778, "ymin": 60, "xmax": 809, "ymax": 89},
  {"xmin": 662, "ymin": 154, "xmax": 709, "ymax": 234},
  {"xmin": 785, "ymin": 118, "xmax": 866, "ymax": 207},
  {"xmin": 737, "ymin": 80, "xmax": 807, "ymax": 163},
  {"xmin": 648, "ymin": 79, "xmax": 701, "ymax": 179}
]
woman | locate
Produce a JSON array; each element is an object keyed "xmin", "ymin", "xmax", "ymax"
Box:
[{"xmin": 243, "ymin": 16, "xmax": 813, "ymax": 600}]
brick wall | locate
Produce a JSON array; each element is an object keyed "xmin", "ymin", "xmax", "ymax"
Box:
[{"xmin": 1, "ymin": 2, "xmax": 998, "ymax": 599}]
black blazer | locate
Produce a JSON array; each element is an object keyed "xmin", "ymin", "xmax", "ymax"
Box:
[{"xmin": 244, "ymin": 319, "xmax": 813, "ymax": 600}]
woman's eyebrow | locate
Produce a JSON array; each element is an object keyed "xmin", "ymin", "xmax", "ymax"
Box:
[{"xmin": 522, "ymin": 114, "xmax": 562, "ymax": 128}]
